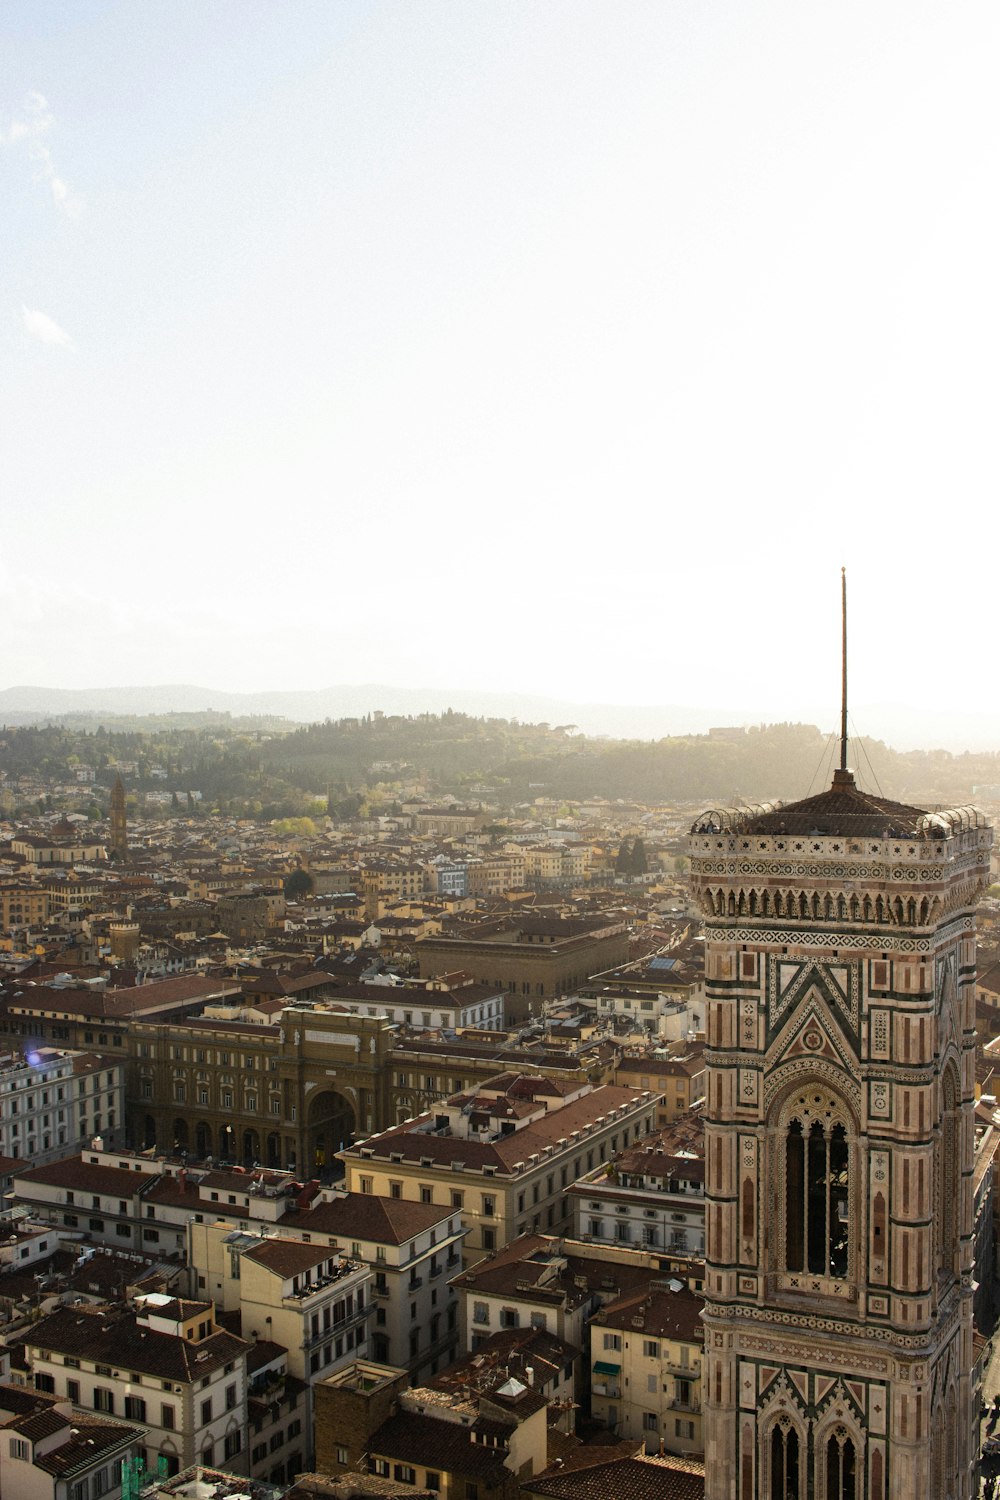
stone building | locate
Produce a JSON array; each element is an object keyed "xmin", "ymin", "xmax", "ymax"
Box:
[
  {"xmin": 689, "ymin": 776, "xmax": 992, "ymax": 1498},
  {"xmin": 20, "ymin": 1294, "xmax": 252, "ymax": 1478},
  {"xmin": 340, "ymin": 1074, "xmax": 659, "ymax": 1264},
  {"xmin": 568, "ymin": 1110, "xmax": 705, "ymax": 1257},
  {"xmin": 588, "ymin": 1277, "xmax": 705, "ymax": 1455},
  {"xmin": 415, "ymin": 915, "xmax": 630, "ymax": 1024}
]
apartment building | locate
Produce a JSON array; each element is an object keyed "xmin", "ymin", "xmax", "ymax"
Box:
[
  {"xmin": 0, "ymin": 1047, "xmax": 124, "ymax": 1166},
  {"xmin": 0, "ymin": 884, "xmax": 51, "ymax": 928},
  {"xmin": 186, "ymin": 1228, "xmax": 370, "ymax": 1388},
  {"xmin": 588, "ymin": 1279, "xmax": 704, "ymax": 1456},
  {"xmin": 243, "ymin": 1340, "xmax": 307, "ymax": 1487},
  {"xmin": 313, "ymin": 977, "xmax": 506, "ymax": 1033},
  {"xmin": 340, "ymin": 1075, "xmax": 659, "ymax": 1264},
  {"xmin": 0, "ymin": 1384, "xmax": 144, "ymax": 1500},
  {"xmin": 314, "ymin": 1361, "xmax": 548, "ymax": 1500},
  {"xmin": 385, "ymin": 1034, "xmax": 607, "ymax": 1128},
  {"xmin": 20, "ymin": 1294, "xmax": 252, "ymax": 1477},
  {"xmin": 451, "ymin": 1235, "xmax": 672, "ymax": 1351},
  {"xmin": 612, "ymin": 1047, "xmax": 704, "ymax": 1129},
  {"xmin": 416, "ymin": 915, "xmax": 630, "ymax": 1024},
  {"xmin": 567, "ymin": 1112, "xmax": 705, "ymax": 1257},
  {"xmin": 275, "ymin": 1191, "xmax": 464, "ymax": 1378},
  {"xmin": 466, "ymin": 854, "xmax": 526, "ymax": 897},
  {"xmin": 11, "ymin": 1152, "xmax": 310, "ymax": 1259},
  {"xmin": 522, "ymin": 844, "xmax": 590, "ymax": 888}
]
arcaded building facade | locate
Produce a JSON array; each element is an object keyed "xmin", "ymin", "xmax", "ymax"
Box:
[{"xmin": 689, "ymin": 770, "xmax": 992, "ymax": 1499}]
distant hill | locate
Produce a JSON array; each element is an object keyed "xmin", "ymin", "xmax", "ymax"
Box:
[{"xmin": 1, "ymin": 683, "xmax": 997, "ymax": 753}]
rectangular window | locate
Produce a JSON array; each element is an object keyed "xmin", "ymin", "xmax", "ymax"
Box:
[
  {"xmin": 643, "ymin": 1339, "xmax": 659, "ymax": 1357},
  {"xmin": 201, "ymin": 1399, "xmax": 212, "ymax": 1425},
  {"xmin": 10, "ymin": 1437, "xmax": 29, "ymax": 1460},
  {"xmin": 643, "ymin": 1411, "xmax": 658, "ymax": 1431},
  {"xmin": 224, "ymin": 1431, "xmax": 242, "ymax": 1461},
  {"xmin": 124, "ymin": 1396, "xmax": 147, "ymax": 1422},
  {"xmin": 162, "ymin": 1405, "xmax": 175, "ymax": 1429}
]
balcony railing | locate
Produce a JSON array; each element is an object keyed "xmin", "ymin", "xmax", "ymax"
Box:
[
  {"xmin": 302, "ymin": 1307, "xmax": 370, "ymax": 1350},
  {"xmin": 667, "ymin": 1397, "xmax": 701, "ymax": 1413}
]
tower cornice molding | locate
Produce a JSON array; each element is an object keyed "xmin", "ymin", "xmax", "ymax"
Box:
[
  {"xmin": 700, "ymin": 917, "xmax": 976, "ymax": 954},
  {"xmin": 704, "ymin": 1301, "xmax": 942, "ymax": 1353}
]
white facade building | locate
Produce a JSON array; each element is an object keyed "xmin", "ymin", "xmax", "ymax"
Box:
[{"xmin": 0, "ymin": 1048, "xmax": 124, "ymax": 1166}]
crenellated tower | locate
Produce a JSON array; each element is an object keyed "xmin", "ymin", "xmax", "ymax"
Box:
[{"xmin": 689, "ymin": 774, "xmax": 992, "ymax": 1499}]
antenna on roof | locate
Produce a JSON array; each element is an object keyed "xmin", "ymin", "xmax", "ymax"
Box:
[
  {"xmin": 834, "ymin": 567, "xmax": 853, "ymax": 788},
  {"xmin": 840, "ymin": 567, "xmax": 848, "ymax": 773}
]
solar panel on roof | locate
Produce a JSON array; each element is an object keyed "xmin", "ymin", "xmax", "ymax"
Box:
[{"xmin": 648, "ymin": 956, "xmax": 677, "ymax": 971}]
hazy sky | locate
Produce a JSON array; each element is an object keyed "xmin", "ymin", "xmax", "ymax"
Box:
[{"xmin": 3, "ymin": 2, "xmax": 997, "ymax": 726}]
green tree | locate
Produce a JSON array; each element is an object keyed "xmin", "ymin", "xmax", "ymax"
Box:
[
  {"xmin": 284, "ymin": 867, "xmax": 315, "ymax": 899},
  {"xmin": 273, "ymin": 816, "xmax": 317, "ymax": 838}
]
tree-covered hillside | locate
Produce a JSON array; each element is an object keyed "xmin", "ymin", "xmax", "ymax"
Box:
[{"xmin": 3, "ymin": 711, "xmax": 1000, "ymax": 818}]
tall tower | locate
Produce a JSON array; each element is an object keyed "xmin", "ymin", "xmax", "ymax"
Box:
[
  {"xmin": 689, "ymin": 773, "xmax": 992, "ymax": 1498},
  {"xmin": 109, "ymin": 773, "xmax": 128, "ymax": 860}
]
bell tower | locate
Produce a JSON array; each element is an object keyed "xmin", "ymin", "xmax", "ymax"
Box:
[
  {"xmin": 109, "ymin": 773, "xmax": 128, "ymax": 861},
  {"xmin": 689, "ymin": 581, "xmax": 992, "ymax": 1498}
]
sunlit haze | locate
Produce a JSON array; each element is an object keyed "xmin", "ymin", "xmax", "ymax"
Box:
[{"xmin": 3, "ymin": 2, "xmax": 997, "ymax": 745}]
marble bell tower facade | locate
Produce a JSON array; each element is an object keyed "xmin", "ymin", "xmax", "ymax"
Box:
[{"xmin": 689, "ymin": 771, "xmax": 992, "ymax": 1499}]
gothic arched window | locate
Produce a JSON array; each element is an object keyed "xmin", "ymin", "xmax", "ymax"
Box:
[
  {"xmin": 770, "ymin": 1421, "xmax": 800, "ymax": 1498},
  {"xmin": 784, "ymin": 1111, "xmax": 850, "ymax": 1277},
  {"xmin": 825, "ymin": 1428, "xmax": 856, "ymax": 1500}
]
